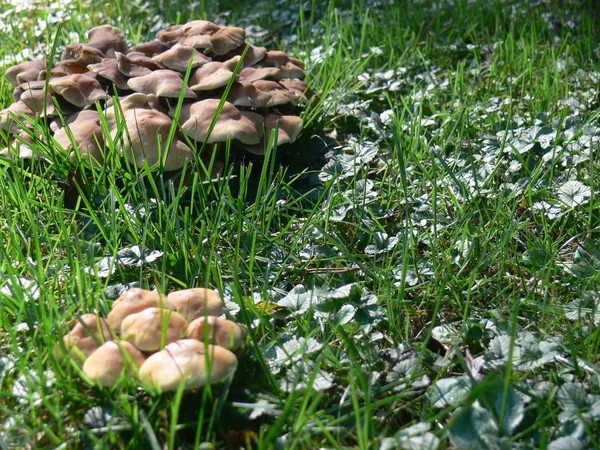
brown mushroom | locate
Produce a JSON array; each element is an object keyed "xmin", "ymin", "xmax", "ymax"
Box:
[
  {"xmin": 87, "ymin": 58, "xmax": 130, "ymax": 90},
  {"xmin": 127, "ymin": 69, "xmax": 196, "ymax": 99},
  {"xmin": 115, "ymin": 51, "xmax": 163, "ymax": 78},
  {"xmin": 0, "ymin": 101, "xmax": 35, "ymax": 133},
  {"xmin": 82, "ymin": 340, "xmax": 146, "ymax": 386},
  {"xmin": 187, "ymin": 316, "xmax": 244, "ymax": 352},
  {"xmin": 221, "ymin": 43, "xmax": 267, "ymax": 67},
  {"xmin": 62, "ymin": 314, "xmax": 113, "ymax": 362},
  {"xmin": 54, "ymin": 110, "xmax": 105, "ymax": 165},
  {"xmin": 61, "ymin": 44, "xmax": 105, "ymax": 73},
  {"xmin": 278, "ymin": 79, "xmax": 316, "ymax": 106},
  {"xmin": 5, "ymin": 60, "xmax": 48, "ymax": 86},
  {"xmin": 49, "ymin": 74, "xmax": 107, "ymax": 108},
  {"xmin": 243, "ymin": 113, "xmax": 303, "ymax": 155},
  {"xmin": 238, "ymin": 66, "xmax": 282, "ymax": 83},
  {"xmin": 129, "ymin": 40, "xmax": 170, "ymax": 57},
  {"xmin": 221, "ymin": 82, "xmax": 271, "ymax": 108},
  {"xmin": 179, "ymin": 99, "xmax": 263, "ymax": 145},
  {"xmin": 252, "ymin": 80, "xmax": 293, "ymax": 107},
  {"xmin": 138, "ymin": 339, "xmax": 238, "ymax": 391},
  {"xmin": 152, "ymin": 44, "xmax": 211, "ymax": 72},
  {"xmin": 167, "ymin": 288, "xmax": 224, "ymax": 322},
  {"xmin": 121, "ymin": 307, "xmax": 188, "ymax": 351},
  {"xmin": 159, "ymin": 20, "xmax": 245, "ymax": 56},
  {"xmin": 87, "ymin": 25, "xmax": 127, "ymax": 58},
  {"xmin": 258, "ymin": 50, "xmax": 305, "ymax": 79},
  {"xmin": 188, "ymin": 56, "xmax": 240, "ymax": 92},
  {"xmin": 19, "ymin": 88, "xmax": 57, "ymax": 117},
  {"xmin": 106, "ymin": 288, "xmax": 172, "ymax": 334}
]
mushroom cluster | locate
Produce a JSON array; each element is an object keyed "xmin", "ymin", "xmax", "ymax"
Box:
[
  {"xmin": 1, "ymin": 21, "xmax": 315, "ymax": 169},
  {"xmin": 61, "ymin": 287, "xmax": 245, "ymax": 392}
]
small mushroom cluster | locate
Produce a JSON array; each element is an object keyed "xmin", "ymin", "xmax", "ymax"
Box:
[
  {"xmin": 61, "ymin": 287, "xmax": 245, "ymax": 392},
  {"xmin": 1, "ymin": 21, "xmax": 315, "ymax": 168}
]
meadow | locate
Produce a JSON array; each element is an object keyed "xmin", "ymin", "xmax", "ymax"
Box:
[{"xmin": 1, "ymin": 0, "xmax": 600, "ymax": 448}]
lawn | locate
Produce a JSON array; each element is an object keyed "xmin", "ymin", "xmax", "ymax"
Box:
[{"xmin": 1, "ymin": 0, "xmax": 600, "ymax": 448}]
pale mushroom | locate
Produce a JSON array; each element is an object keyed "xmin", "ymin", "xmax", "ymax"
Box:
[
  {"xmin": 188, "ymin": 56, "xmax": 240, "ymax": 92},
  {"xmin": 238, "ymin": 66, "xmax": 282, "ymax": 83},
  {"xmin": 152, "ymin": 44, "xmax": 211, "ymax": 72},
  {"xmin": 159, "ymin": 20, "xmax": 245, "ymax": 56},
  {"xmin": 62, "ymin": 314, "xmax": 113, "ymax": 362},
  {"xmin": 120, "ymin": 307, "xmax": 188, "ymax": 351},
  {"xmin": 49, "ymin": 74, "xmax": 107, "ymax": 108},
  {"xmin": 278, "ymin": 79, "xmax": 316, "ymax": 106},
  {"xmin": 243, "ymin": 113, "xmax": 303, "ymax": 155},
  {"xmin": 19, "ymin": 88, "xmax": 57, "ymax": 117},
  {"xmin": 127, "ymin": 69, "xmax": 196, "ymax": 99},
  {"xmin": 167, "ymin": 288, "xmax": 224, "ymax": 322},
  {"xmin": 187, "ymin": 316, "xmax": 244, "ymax": 352},
  {"xmin": 106, "ymin": 288, "xmax": 172, "ymax": 334},
  {"xmin": 82, "ymin": 340, "xmax": 146, "ymax": 386},
  {"xmin": 138, "ymin": 339, "xmax": 238, "ymax": 391},
  {"xmin": 221, "ymin": 43, "xmax": 267, "ymax": 67},
  {"xmin": 179, "ymin": 99, "xmax": 263, "ymax": 145},
  {"xmin": 258, "ymin": 50, "xmax": 305, "ymax": 79},
  {"xmin": 5, "ymin": 60, "xmax": 48, "ymax": 86},
  {"xmin": 87, "ymin": 25, "xmax": 127, "ymax": 58}
]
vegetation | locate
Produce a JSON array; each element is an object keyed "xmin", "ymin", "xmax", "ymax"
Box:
[{"xmin": 1, "ymin": 0, "xmax": 600, "ymax": 448}]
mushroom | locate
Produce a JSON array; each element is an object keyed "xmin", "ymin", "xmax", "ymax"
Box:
[
  {"xmin": 167, "ymin": 288, "xmax": 224, "ymax": 322},
  {"xmin": 110, "ymin": 107, "xmax": 195, "ymax": 170},
  {"xmin": 152, "ymin": 44, "xmax": 211, "ymax": 72},
  {"xmin": 128, "ymin": 40, "xmax": 170, "ymax": 57},
  {"xmin": 53, "ymin": 110, "xmax": 105, "ymax": 165},
  {"xmin": 87, "ymin": 58, "xmax": 131, "ymax": 90},
  {"xmin": 62, "ymin": 314, "xmax": 113, "ymax": 362},
  {"xmin": 220, "ymin": 82, "xmax": 271, "ymax": 108},
  {"xmin": 60, "ymin": 44, "xmax": 106, "ymax": 73},
  {"xmin": 19, "ymin": 88, "xmax": 57, "ymax": 117},
  {"xmin": 120, "ymin": 307, "xmax": 188, "ymax": 352},
  {"xmin": 87, "ymin": 25, "xmax": 127, "ymax": 58},
  {"xmin": 179, "ymin": 99, "xmax": 264, "ymax": 145},
  {"xmin": 106, "ymin": 288, "xmax": 172, "ymax": 334},
  {"xmin": 257, "ymin": 50, "xmax": 305, "ymax": 79},
  {"xmin": 82, "ymin": 340, "xmax": 146, "ymax": 386},
  {"xmin": 138, "ymin": 339, "xmax": 238, "ymax": 391},
  {"xmin": 278, "ymin": 79, "xmax": 316, "ymax": 106},
  {"xmin": 115, "ymin": 51, "xmax": 163, "ymax": 78},
  {"xmin": 48, "ymin": 74, "xmax": 107, "ymax": 108},
  {"xmin": 252, "ymin": 80, "xmax": 292, "ymax": 107},
  {"xmin": 187, "ymin": 316, "xmax": 244, "ymax": 352},
  {"xmin": 221, "ymin": 43, "xmax": 267, "ymax": 67},
  {"xmin": 5, "ymin": 60, "xmax": 48, "ymax": 86},
  {"xmin": 188, "ymin": 57, "xmax": 240, "ymax": 92},
  {"xmin": 159, "ymin": 20, "xmax": 245, "ymax": 56},
  {"xmin": 127, "ymin": 69, "xmax": 196, "ymax": 99},
  {"xmin": 238, "ymin": 66, "xmax": 282, "ymax": 84},
  {"xmin": 0, "ymin": 101, "xmax": 35, "ymax": 133},
  {"xmin": 243, "ymin": 113, "xmax": 303, "ymax": 155}
]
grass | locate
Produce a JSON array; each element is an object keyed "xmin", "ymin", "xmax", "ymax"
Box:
[{"xmin": 1, "ymin": 0, "xmax": 600, "ymax": 448}]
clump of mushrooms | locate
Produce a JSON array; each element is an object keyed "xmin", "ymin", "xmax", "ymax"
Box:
[
  {"xmin": 58, "ymin": 287, "xmax": 245, "ymax": 392},
  {"xmin": 1, "ymin": 21, "xmax": 315, "ymax": 168}
]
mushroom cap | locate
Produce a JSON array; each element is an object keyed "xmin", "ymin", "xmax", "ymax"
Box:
[
  {"xmin": 187, "ymin": 316, "xmax": 244, "ymax": 352},
  {"xmin": 220, "ymin": 82, "xmax": 271, "ymax": 108},
  {"xmin": 243, "ymin": 113, "xmax": 304, "ymax": 155},
  {"xmin": 238, "ymin": 66, "xmax": 282, "ymax": 84},
  {"xmin": 87, "ymin": 58, "xmax": 130, "ymax": 90},
  {"xmin": 188, "ymin": 57, "xmax": 240, "ymax": 92},
  {"xmin": 252, "ymin": 80, "xmax": 292, "ymax": 107},
  {"xmin": 19, "ymin": 88, "xmax": 57, "ymax": 117},
  {"xmin": 54, "ymin": 110, "xmax": 105, "ymax": 165},
  {"xmin": 167, "ymin": 288, "xmax": 224, "ymax": 322},
  {"xmin": 61, "ymin": 44, "xmax": 106, "ymax": 72},
  {"xmin": 116, "ymin": 51, "xmax": 163, "ymax": 78},
  {"xmin": 278, "ymin": 79, "xmax": 315, "ymax": 105},
  {"xmin": 128, "ymin": 40, "xmax": 170, "ymax": 57},
  {"xmin": 63, "ymin": 314, "xmax": 113, "ymax": 362},
  {"xmin": 37, "ymin": 65, "xmax": 70, "ymax": 81},
  {"xmin": 152, "ymin": 44, "xmax": 211, "ymax": 72},
  {"xmin": 138, "ymin": 339, "xmax": 238, "ymax": 391},
  {"xmin": 221, "ymin": 43, "xmax": 267, "ymax": 67},
  {"xmin": 159, "ymin": 20, "xmax": 245, "ymax": 56},
  {"xmin": 0, "ymin": 100, "xmax": 35, "ymax": 133},
  {"xmin": 179, "ymin": 99, "xmax": 264, "ymax": 145},
  {"xmin": 82, "ymin": 340, "xmax": 146, "ymax": 386},
  {"xmin": 127, "ymin": 69, "xmax": 197, "ymax": 99},
  {"xmin": 111, "ymin": 108, "xmax": 194, "ymax": 171},
  {"xmin": 49, "ymin": 74, "xmax": 107, "ymax": 108},
  {"xmin": 121, "ymin": 307, "xmax": 188, "ymax": 352},
  {"xmin": 5, "ymin": 60, "xmax": 48, "ymax": 86},
  {"xmin": 87, "ymin": 25, "xmax": 127, "ymax": 58},
  {"xmin": 107, "ymin": 288, "xmax": 172, "ymax": 334}
]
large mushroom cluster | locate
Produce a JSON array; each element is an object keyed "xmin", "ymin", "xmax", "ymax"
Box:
[
  {"xmin": 61, "ymin": 287, "xmax": 245, "ymax": 392},
  {"xmin": 1, "ymin": 21, "xmax": 314, "ymax": 169}
]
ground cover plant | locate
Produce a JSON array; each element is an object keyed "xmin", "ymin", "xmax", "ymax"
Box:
[{"xmin": 1, "ymin": 0, "xmax": 600, "ymax": 448}]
